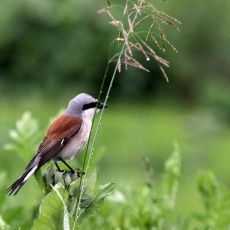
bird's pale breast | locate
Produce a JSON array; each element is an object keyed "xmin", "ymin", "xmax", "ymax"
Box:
[{"xmin": 56, "ymin": 117, "xmax": 92, "ymax": 160}]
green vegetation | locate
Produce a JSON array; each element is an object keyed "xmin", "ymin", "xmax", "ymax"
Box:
[
  {"xmin": 1, "ymin": 98, "xmax": 230, "ymax": 229},
  {"xmin": 1, "ymin": 0, "xmax": 230, "ymax": 228}
]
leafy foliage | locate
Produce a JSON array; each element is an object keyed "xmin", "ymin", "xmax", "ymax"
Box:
[
  {"xmin": 4, "ymin": 112, "xmax": 115, "ymax": 229},
  {"xmin": 32, "ymin": 169, "xmax": 115, "ymax": 229},
  {"xmin": 32, "ymin": 187, "xmax": 69, "ymax": 230},
  {"xmin": 2, "ymin": 111, "xmax": 230, "ymax": 229},
  {"xmin": 2, "ymin": 0, "xmax": 230, "ymax": 229},
  {"xmin": 195, "ymin": 171, "xmax": 230, "ymax": 229},
  {"xmin": 4, "ymin": 112, "xmax": 40, "ymax": 163},
  {"xmin": 80, "ymin": 147, "xmax": 181, "ymax": 229},
  {"xmin": 0, "ymin": 171, "xmax": 32, "ymax": 229}
]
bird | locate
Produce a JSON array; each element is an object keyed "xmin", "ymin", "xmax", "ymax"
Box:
[{"xmin": 6, "ymin": 93, "xmax": 107, "ymax": 196}]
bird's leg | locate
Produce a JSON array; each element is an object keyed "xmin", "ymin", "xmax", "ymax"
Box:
[
  {"xmin": 55, "ymin": 162, "xmax": 64, "ymax": 172},
  {"xmin": 58, "ymin": 158, "xmax": 75, "ymax": 174},
  {"xmin": 77, "ymin": 171, "xmax": 86, "ymax": 177}
]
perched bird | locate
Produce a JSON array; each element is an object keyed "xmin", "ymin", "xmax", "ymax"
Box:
[{"xmin": 6, "ymin": 93, "xmax": 107, "ymax": 196}]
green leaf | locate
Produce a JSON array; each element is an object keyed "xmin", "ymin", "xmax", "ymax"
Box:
[
  {"xmin": 35, "ymin": 169, "xmax": 49, "ymax": 195},
  {"xmin": 68, "ymin": 179, "xmax": 81, "ymax": 198},
  {"xmin": 163, "ymin": 144, "xmax": 181, "ymax": 210},
  {"xmin": 95, "ymin": 182, "xmax": 116, "ymax": 200},
  {"xmin": 54, "ymin": 171, "xmax": 65, "ymax": 185},
  {"xmin": 0, "ymin": 215, "xmax": 8, "ymax": 230},
  {"xmin": 42, "ymin": 164, "xmax": 57, "ymax": 191},
  {"xmin": 195, "ymin": 171, "xmax": 230, "ymax": 229},
  {"xmin": 84, "ymin": 168, "xmax": 97, "ymax": 197},
  {"xmin": 4, "ymin": 111, "xmax": 40, "ymax": 163},
  {"xmin": 79, "ymin": 182, "xmax": 115, "ymax": 220},
  {"xmin": 197, "ymin": 171, "xmax": 219, "ymax": 210},
  {"xmin": 31, "ymin": 188, "xmax": 69, "ymax": 230},
  {"xmin": 51, "ymin": 185, "xmax": 70, "ymax": 230}
]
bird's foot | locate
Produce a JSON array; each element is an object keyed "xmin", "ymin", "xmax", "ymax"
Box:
[
  {"xmin": 77, "ymin": 171, "xmax": 85, "ymax": 177},
  {"xmin": 70, "ymin": 169, "xmax": 75, "ymax": 174}
]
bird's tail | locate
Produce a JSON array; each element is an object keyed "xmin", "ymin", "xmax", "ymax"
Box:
[{"xmin": 6, "ymin": 164, "xmax": 38, "ymax": 196}]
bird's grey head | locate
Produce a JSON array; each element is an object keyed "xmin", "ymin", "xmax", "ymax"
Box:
[{"xmin": 65, "ymin": 93, "xmax": 107, "ymax": 117}]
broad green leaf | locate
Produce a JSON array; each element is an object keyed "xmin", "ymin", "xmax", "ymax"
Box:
[
  {"xmin": 79, "ymin": 182, "xmax": 115, "ymax": 220},
  {"xmin": 35, "ymin": 169, "xmax": 49, "ymax": 195},
  {"xmin": 51, "ymin": 185, "xmax": 70, "ymax": 230},
  {"xmin": 95, "ymin": 182, "xmax": 116, "ymax": 200},
  {"xmin": 84, "ymin": 168, "xmax": 97, "ymax": 197},
  {"xmin": 31, "ymin": 188, "xmax": 69, "ymax": 230}
]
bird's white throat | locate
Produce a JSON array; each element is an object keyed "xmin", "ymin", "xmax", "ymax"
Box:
[{"xmin": 83, "ymin": 107, "xmax": 98, "ymax": 119}]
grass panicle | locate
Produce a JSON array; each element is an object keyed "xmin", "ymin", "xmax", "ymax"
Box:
[
  {"xmin": 75, "ymin": 0, "xmax": 180, "ymax": 226},
  {"xmin": 98, "ymin": 0, "xmax": 180, "ymax": 80}
]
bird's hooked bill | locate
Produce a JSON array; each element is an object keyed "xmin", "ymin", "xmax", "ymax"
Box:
[{"xmin": 97, "ymin": 102, "xmax": 107, "ymax": 109}]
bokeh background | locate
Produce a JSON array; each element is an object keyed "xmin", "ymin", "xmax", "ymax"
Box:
[{"xmin": 1, "ymin": 0, "xmax": 230, "ymax": 227}]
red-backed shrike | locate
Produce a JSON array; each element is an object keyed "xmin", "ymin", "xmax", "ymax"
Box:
[{"xmin": 6, "ymin": 93, "xmax": 107, "ymax": 196}]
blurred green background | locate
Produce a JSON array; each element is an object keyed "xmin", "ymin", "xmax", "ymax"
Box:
[{"xmin": 1, "ymin": 0, "xmax": 230, "ymax": 227}]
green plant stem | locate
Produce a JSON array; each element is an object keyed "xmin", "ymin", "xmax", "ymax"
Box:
[
  {"xmin": 73, "ymin": 65, "xmax": 110, "ymax": 228},
  {"xmin": 73, "ymin": 2, "xmax": 142, "ymax": 228}
]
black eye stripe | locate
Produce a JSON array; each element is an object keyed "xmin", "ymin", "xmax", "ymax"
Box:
[{"xmin": 82, "ymin": 102, "xmax": 97, "ymax": 110}]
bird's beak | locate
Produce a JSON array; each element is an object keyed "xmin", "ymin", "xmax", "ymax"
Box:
[{"xmin": 97, "ymin": 102, "xmax": 107, "ymax": 109}]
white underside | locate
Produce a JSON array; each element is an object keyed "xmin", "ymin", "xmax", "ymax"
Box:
[{"xmin": 56, "ymin": 108, "xmax": 96, "ymax": 161}]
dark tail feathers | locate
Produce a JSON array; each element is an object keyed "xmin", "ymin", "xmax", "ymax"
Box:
[{"xmin": 6, "ymin": 165, "xmax": 38, "ymax": 196}]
